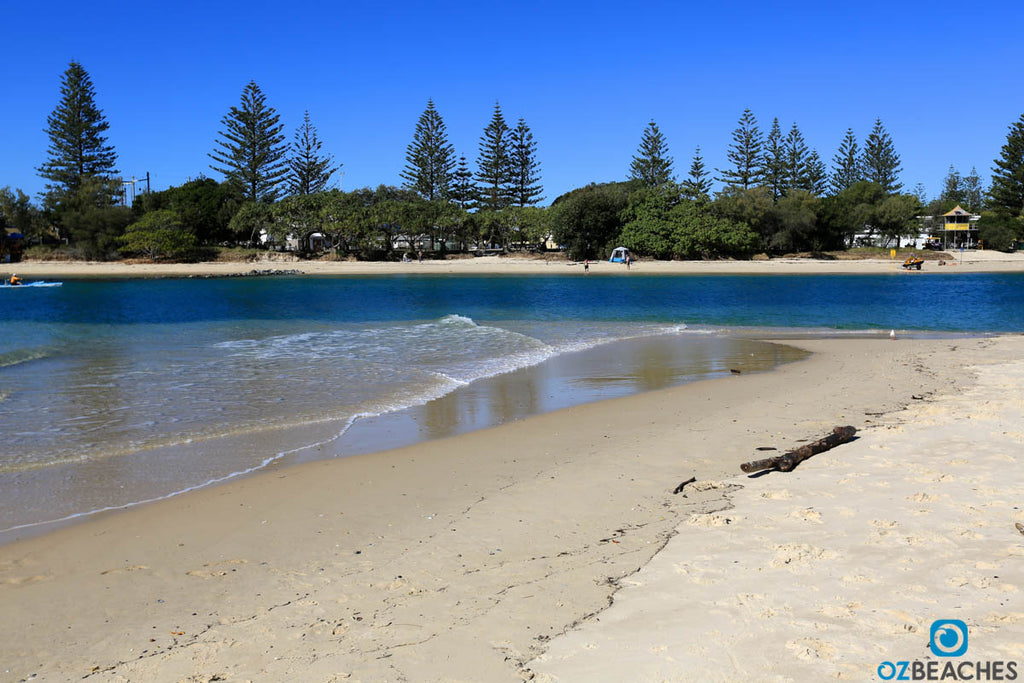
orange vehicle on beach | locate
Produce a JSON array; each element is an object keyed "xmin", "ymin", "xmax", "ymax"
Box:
[{"xmin": 902, "ymin": 255, "xmax": 924, "ymax": 270}]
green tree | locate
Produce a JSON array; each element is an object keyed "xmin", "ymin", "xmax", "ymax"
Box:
[
  {"xmin": 767, "ymin": 190, "xmax": 821, "ymax": 252},
  {"xmin": 209, "ymin": 81, "xmax": 289, "ymax": 203},
  {"xmin": 549, "ymin": 182, "xmax": 631, "ymax": 260},
  {"xmin": 401, "ymin": 99, "xmax": 455, "ymax": 201},
  {"xmin": 830, "ymin": 128, "xmax": 861, "ymax": 195},
  {"xmin": 52, "ymin": 177, "xmax": 132, "ymax": 258},
  {"xmin": 861, "ymin": 118, "xmax": 902, "ymax": 194},
  {"xmin": 784, "ymin": 122, "xmax": 811, "ymax": 193},
  {"xmin": 37, "ymin": 61, "xmax": 119, "ymax": 197},
  {"xmin": 450, "ymin": 155, "xmax": 476, "ymax": 211},
  {"xmin": 873, "ymin": 194, "xmax": 920, "ymax": 246},
  {"xmin": 718, "ymin": 109, "xmax": 763, "ymax": 190},
  {"xmin": 618, "ymin": 186, "xmax": 680, "ymax": 258},
  {"xmin": 711, "ymin": 185, "xmax": 773, "ymax": 249},
  {"xmin": 619, "ymin": 189, "xmax": 758, "ymax": 259},
  {"xmin": 805, "ymin": 150, "xmax": 828, "ymax": 196},
  {"xmin": 287, "ymin": 111, "xmax": 339, "ymax": 196},
  {"xmin": 977, "ymin": 211, "xmax": 1020, "ymax": 251},
  {"xmin": 509, "ymin": 118, "xmax": 544, "ymax": 206},
  {"xmin": 962, "ymin": 167, "xmax": 984, "ymax": 213},
  {"xmin": 669, "ymin": 203, "xmax": 758, "ymax": 259},
  {"xmin": 119, "ymin": 210, "xmax": 198, "ymax": 260},
  {"xmin": 939, "ymin": 165, "xmax": 964, "ymax": 205},
  {"xmin": 818, "ymin": 181, "xmax": 885, "ymax": 248},
  {"xmin": 629, "ymin": 120, "xmax": 674, "ymax": 187},
  {"xmin": 228, "ymin": 201, "xmax": 275, "ymax": 246},
  {"xmin": 270, "ymin": 193, "xmax": 329, "ymax": 249},
  {"xmin": 0, "ymin": 187, "xmax": 39, "ymax": 240},
  {"xmin": 681, "ymin": 147, "xmax": 712, "ymax": 202},
  {"xmin": 912, "ymin": 182, "xmax": 929, "ymax": 206},
  {"xmin": 321, "ymin": 189, "xmax": 372, "ymax": 254},
  {"xmin": 762, "ymin": 118, "xmax": 786, "ymax": 201},
  {"xmin": 989, "ymin": 113, "xmax": 1024, "ymax": 218},
  {"xmin": 133, "ymin": 177, "xmax": 241, "ymax": 244},
  {"xmin": 475, "ymin": 102, "xmax": 512, "ymax": 212}
]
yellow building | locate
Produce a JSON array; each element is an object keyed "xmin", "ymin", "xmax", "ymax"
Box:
[{"xmin": 942, "ymin": 205, "xmax": 979, "ymax": 249}]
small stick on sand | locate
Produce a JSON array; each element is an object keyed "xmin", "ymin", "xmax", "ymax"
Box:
[
  {"xmin": 740, "ymin": 426, "xmax": 857, "ymax": 473},
  {"xmin": 672, "ymin": 476, "xmax": 697, "ymax": 494}
]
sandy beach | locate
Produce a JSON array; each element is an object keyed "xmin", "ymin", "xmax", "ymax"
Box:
[
  {"xmin": 2, "ymin": 329, "xmax": 1017, "ymax": 681},
  {"xmin": 5, "ymin": 247, "xmax": 1024, "ymax": 279}
]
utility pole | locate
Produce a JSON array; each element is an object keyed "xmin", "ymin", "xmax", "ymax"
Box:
[{"xmin": 120, "ymin": 173, "xmax": 152, "ymax": 205}]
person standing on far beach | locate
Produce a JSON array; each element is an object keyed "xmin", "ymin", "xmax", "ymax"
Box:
[{"xmin": 584, "ymin": 259, "xmax": 589, "ymax": 273}]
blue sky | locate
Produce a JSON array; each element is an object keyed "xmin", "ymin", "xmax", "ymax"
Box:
[{"xmin": 3, "ymin": 0, "xmax": 1022, "ymax": 205}]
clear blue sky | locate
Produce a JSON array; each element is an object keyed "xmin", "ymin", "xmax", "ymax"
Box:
[{"xmin": 3, "ymin": 0, "xmax": 1022, "ymax": 206}]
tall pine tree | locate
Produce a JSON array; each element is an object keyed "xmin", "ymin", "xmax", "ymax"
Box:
[
  {"xmin": 718, "ymin": 109, "xmax": 763, "ymax": 190},
  {"xmin": 989, "ymin": 113, "xmax": 1024, "ymax": 217},
  {"xmin": 628, "ymin": 120, "xmax": 674, "ymax": 187},
  {"xmin": 830, "ymin": 128, "xmax": 862, "ymax": 194},
  {"xmin": 784, "ymin": 122, "xmax": 811, "ymax": 193},
  {"xmin": 450, "ymin": 155, "xmax": 477, "ymax": 211},
  {"xmin": 287, "ymin": 111, "xmax": 339, "ymax": 196},
  {"xmin": 401, "ymin": 99, "xmax": 456, "ymax": 201},
  {"xmin": 209, "ymin": 81, "xmax": 289, "ymax": 203},
  {"xmin": 475, "ymin": 102, "xmax": 512, "ymax": 212},
  {"xmin": 939, "ymin": 165, "xmax": 964, "ymax": 205},
  {"xmin": 762, "ymin": 118, "xmax": 786, "ymax": 201},
  {"xmin": 861, "ymin": 118, "xmax": 902, "ymax": 194},
  {"xmin": 37, "ymin": 61, "xmax": 119, "ymax": 197},
  {"xmin": 962, "ymin": 167, "xmax": 984, "ymax": 213},
  {"xmin": 805, "ymin": 149, "xmax": 828, "ymax": 196},
  {"xmin": 681, "ymin": 146, "xmax": 713, "ymax": 201},
  {"xmin": 508, "ymin": 118, "xmax": 543, "ymax": 206}
]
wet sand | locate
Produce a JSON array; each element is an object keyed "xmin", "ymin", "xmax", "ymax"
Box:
[
  {"xmin": 0, "ymin": 334, "xmax": 1004, "ymax": 681},
  {"xmin": 0, "ymin": 334, "xmax": 802, "ymax": 540}
]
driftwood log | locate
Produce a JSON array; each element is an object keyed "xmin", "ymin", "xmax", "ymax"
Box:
[
  {"xmin": 741, "ymin": 426, "xmax": 857, "ymax": 473},
  {"xmin": 672, "ymin": 476, "xmax": 697, "ymax": 494}
]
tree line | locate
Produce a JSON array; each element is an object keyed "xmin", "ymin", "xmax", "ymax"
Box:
[{"xmin": 4, "ymin": 61, "xmax": 1024, "ymax": 261}]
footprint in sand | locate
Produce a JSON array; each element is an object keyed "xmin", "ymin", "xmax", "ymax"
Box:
[
  {"xmin": 770, "ymin": 543, "xmax": 837, "ymax": 570},
  {"xmin": 1, "ymin": 573, "xmax": 51, "ymax": 585},
  {"xmin": 684, "ymin": 513, "xmax": 738, "ymax": 527},
  {"xmin": 186, "ymin": 558, "xmax": 247, "ymax": 578},
  {"xmin": 786, "ymin": 637, "xmax": 837, "ymax": 661},
  {"xmin": 788, "ymin": 508, "xmax": 823, "ymax": 524}
]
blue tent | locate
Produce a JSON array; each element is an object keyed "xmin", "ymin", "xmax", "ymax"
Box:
[{"xmin": 609, "ymin": 246, "xmax": 631, "ymax": 263}]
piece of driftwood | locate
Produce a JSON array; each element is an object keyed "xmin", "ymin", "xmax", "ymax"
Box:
[
  {"xmin": 672, "ymin": 476, "xmax": 697, "ymax": 494},
  {"xmin": 740, "ymin": 426, "xmax": 857, "ymax": 473}
]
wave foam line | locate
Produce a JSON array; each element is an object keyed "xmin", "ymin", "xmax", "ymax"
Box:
[{"xmin": 0, "ymin": 321, "xmax": 714, "ymax": 536}]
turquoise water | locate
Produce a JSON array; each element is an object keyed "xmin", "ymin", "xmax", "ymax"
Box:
[{"xmin": 0, "ymin": 272, "xmax": 1014, "ymax": 536}]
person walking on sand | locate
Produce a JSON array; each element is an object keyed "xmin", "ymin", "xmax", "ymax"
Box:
[{"xmin": 584, "ymin": 259, "xmax": 589, "ymax": 273}]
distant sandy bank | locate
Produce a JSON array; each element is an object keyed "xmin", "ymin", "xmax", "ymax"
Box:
[{"xmin": 6, "ymin": 249, "xmax": 1024, "ymax": 279}]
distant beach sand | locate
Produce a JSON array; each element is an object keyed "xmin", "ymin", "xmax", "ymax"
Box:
[
  {"xmin": 2, "ymin": 333, "xmax": 1017, "ymax": 681},
  {"xmin": 6, "ymin": 248, "xmax": 1024, "ymax": 279}
]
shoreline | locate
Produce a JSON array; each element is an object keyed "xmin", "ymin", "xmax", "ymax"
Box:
[
  {"xmin": 5, "ymin": 248, "xmax": 1024, "ymax": 279},
  {"xmin": 0, "ymin": 333, "xmax": 804, "ymax": 544},
  {"xmin": 0, "ymin": 334, "xmax": 1002, "ymax": 681}
]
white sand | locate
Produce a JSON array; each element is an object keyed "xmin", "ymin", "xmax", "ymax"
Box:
[
  {"xmin": 1, "ymin": 336, "xmax": 1009, "ymax": 681},
  {"xmin": 533, "ymin": 336, "xmax": 1024, "ymax": 681}
]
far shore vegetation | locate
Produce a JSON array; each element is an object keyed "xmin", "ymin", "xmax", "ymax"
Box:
[{"xmin": 3, "ymin": 62, "xmax": 1024, "ymax": 264}]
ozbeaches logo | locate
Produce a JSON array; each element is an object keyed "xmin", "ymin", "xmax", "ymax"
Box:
[{"xmin": 877, "ymin": 619, "xmax": 1018, "ymax": 681}]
